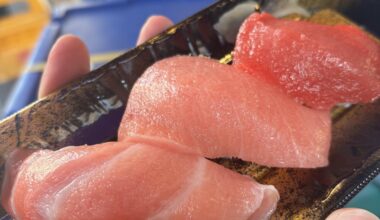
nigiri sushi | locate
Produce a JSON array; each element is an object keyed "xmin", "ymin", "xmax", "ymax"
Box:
[
  {"xmin": 119, "ymin": 56, "xmax": 331, "ymax": 168},
  {"xmin": 4, "ymin": 138, "xmax": 279, "ymax": 220},
  {"xmin": 233, "ymin": 13, "xmax": 380, "ymax": 110}
]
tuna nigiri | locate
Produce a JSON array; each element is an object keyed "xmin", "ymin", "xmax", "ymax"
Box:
[
  {"xmin": 233, "ymin": 13, "xmax": 380, "ymax": 110},
  {"xmin": 119, "ymin": 56, "xmax": 331, "ymax": 168},
  {"xmin": 4, "ymin": 138, "xmax": 279, "ymax": 220}
]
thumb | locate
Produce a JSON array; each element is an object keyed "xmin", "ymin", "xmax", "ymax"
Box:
[{"xmin": 326, "ymin": 208, "xmax": 379, "ymax": 220}]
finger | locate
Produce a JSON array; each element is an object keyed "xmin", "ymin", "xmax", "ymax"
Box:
[
  {"xmin": 326, "ymin": 208, "xmax": 379, "ymax": 220},
  {"xmin": 136, "ymin": 15, "xmax": 174, "ymax": 45},
  {"xmin": 38, "ymin": 16, "xmax": 172, "ymax": 98},
  {"xmin": 38, "ymin": 35, "xmax": 90, "ymax": 98}
]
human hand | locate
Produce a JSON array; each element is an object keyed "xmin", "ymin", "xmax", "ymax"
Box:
[
  {"xmin": 327, "ymin": 208, "xmax": 378, "ymax": 220},
  {"xmin": 36, "ymin": 15, "xmax": 379, "ymax": 220},
  {"xmin": 38, "ymin": 15, "xmax": 173, "ymax": 98}
]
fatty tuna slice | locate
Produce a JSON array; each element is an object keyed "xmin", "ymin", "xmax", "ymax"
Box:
[
  {"xmin": 5, "ymin": 138, "xmax": 279, "ymax": 220},
  {"xmin": 233, "ymin": 13, "xmax": 380, "ymax": 110},
  {"xmin": 119, "ymin": 56, "xmax": 331, "ymax": 168}
]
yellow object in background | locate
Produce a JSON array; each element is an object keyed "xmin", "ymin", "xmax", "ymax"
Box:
[{"xmin": 0, "ymin": 0, "xmax": 50, "ymax": 83}]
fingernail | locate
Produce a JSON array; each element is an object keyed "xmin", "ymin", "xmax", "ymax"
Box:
[{"xmin": 327, "ymin": 209, "xmax": 379, "ymax": 220}]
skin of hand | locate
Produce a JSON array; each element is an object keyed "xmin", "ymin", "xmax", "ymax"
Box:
[
  {"xmin": 35, "ymin": 15, "xmax": 379, "ymax": 220},
  {"xmin": 38, "ymin": 15, "xmax": 173, "ymax": 98}
]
